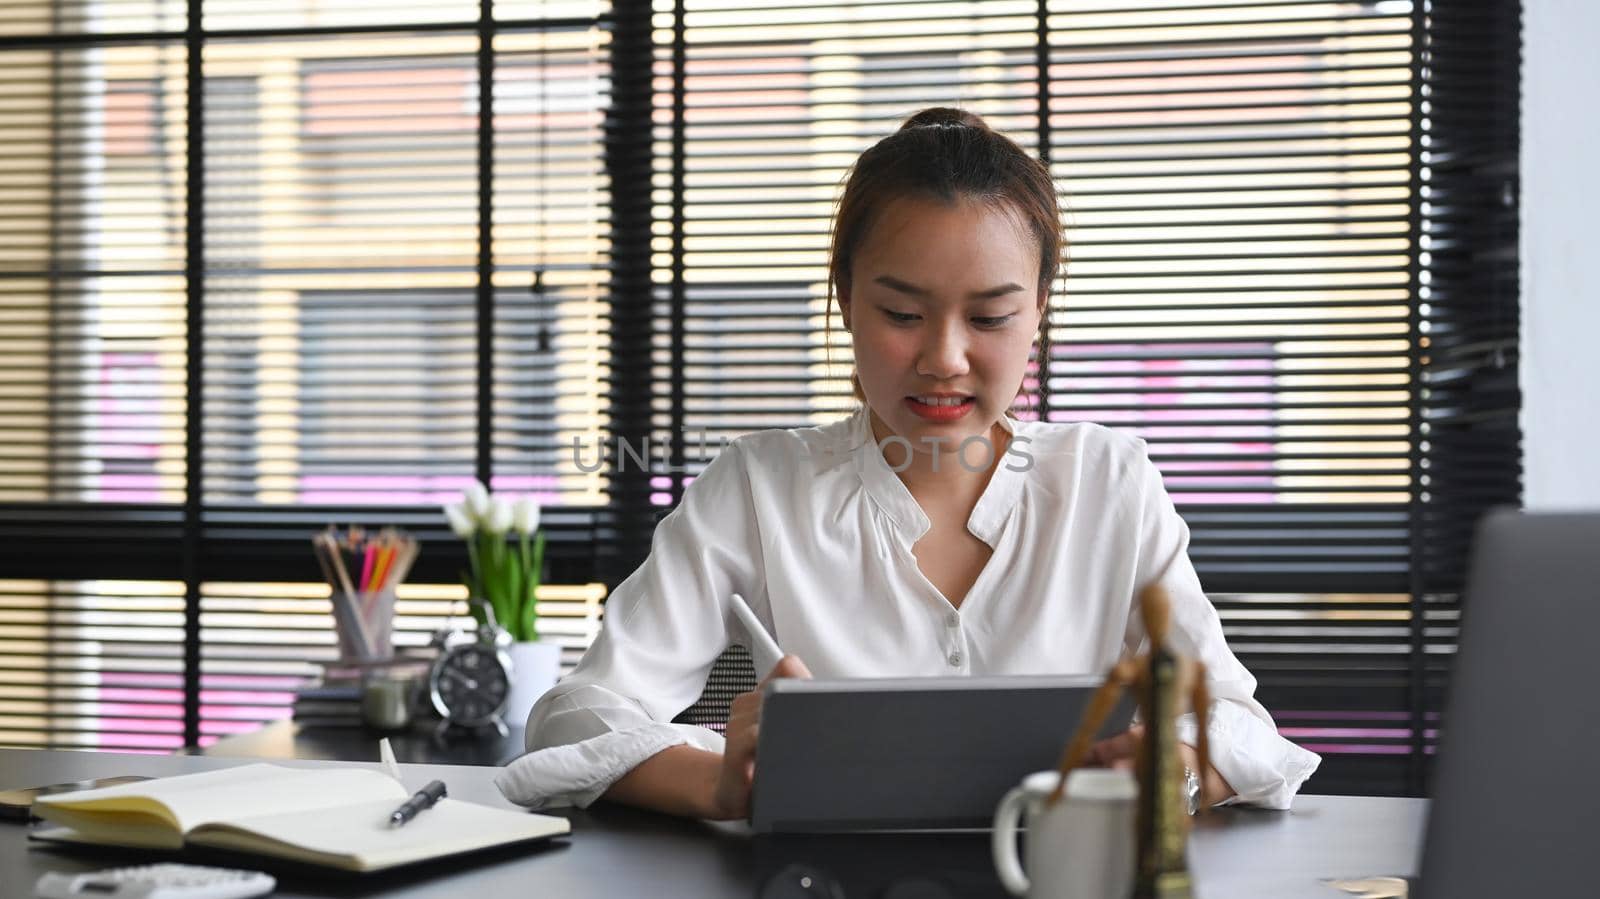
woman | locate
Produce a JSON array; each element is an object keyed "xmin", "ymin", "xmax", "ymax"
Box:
[{"xmin": 496, "ymin": 108, "xmax": 1320, "ymax": 819}]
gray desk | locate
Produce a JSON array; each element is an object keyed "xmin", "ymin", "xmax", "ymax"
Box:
[
  {"xmin": 0, "ymin": 749, "xmax": 1422, "ymax": 899},
  {"xmin": 197, "ymin": 720, "xmax": 526, "ymax": 768}
]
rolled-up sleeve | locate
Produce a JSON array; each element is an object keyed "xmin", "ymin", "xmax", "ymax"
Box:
[
  {"xmin": 495, "ymin": 441, "xmax": 765, "ymax": 810},
  {"xmin": 1126, "ymin": 445, "xmax": 1321, "ymax": 810}
]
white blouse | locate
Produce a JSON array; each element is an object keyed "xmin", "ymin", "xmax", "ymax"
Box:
[{"xmin": 495, "ymin": 408, "xmax": 1321, "ymax": 811}]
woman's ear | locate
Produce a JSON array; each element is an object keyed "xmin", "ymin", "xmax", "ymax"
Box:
[{"xmin": 837, "ymin": 284, "xmax": 853, "ymax": 332}]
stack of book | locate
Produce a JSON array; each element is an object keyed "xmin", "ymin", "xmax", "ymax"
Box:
[{"xmin": 291, "ymin": 682, "xmax": 363, "ymax": 728}]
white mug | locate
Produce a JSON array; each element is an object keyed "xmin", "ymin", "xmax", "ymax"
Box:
[{"xmin": 991, "ymin": 768, "xmax": 1137, "ymax": 899}]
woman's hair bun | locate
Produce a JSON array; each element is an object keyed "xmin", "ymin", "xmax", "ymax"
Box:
[{"xmin": 898, "ymin": 106, "xmax": 989, "ymax": 132}]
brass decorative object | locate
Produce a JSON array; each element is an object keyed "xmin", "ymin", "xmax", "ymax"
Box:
[{"xmin": 1047, "ymin": 585, "xmax": 1214, "ymax": 899}]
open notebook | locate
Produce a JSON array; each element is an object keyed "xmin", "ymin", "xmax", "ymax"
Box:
[{"xmin": 30, "ymin": 763, "xmax": 569, "ymax": 873}]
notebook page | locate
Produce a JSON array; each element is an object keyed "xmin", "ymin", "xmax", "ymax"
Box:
[
  {"xmin": 35, "ymin": 764, "xmax": 407, "ymax": 833},
  {"xmin": 191, "ymin": 797, "xmax": 571, "ymax": 872}
]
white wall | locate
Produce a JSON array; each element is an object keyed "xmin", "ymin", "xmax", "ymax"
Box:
[{"xmin": 1522, "ymin": 0, "xmax": 1600, "ymax": 507}]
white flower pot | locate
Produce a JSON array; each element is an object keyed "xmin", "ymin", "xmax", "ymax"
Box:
[{"xmin": 503, "ymin": 639, "xmax": 562, "ymax": 731}]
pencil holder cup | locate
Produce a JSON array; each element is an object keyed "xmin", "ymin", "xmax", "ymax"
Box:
[{"xmin": 331, "ymin": 587, "xmax": 396, "ymax": 664}]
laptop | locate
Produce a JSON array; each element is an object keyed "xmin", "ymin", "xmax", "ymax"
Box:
[
  {"xmin": 1414, "ymin": 510, "xmax": 1600, "ymax": 898},
  {"xmin": 749, "ymin": 675, "xmax": 1132, "ymax": 833}
]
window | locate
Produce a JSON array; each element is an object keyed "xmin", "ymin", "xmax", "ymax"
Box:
[
  {"xmin": 628, "ymin": 0, "xmax": 1521, "ymax": 796},
  {"xmin": 1, "ymin": 0, "xmax": 612, "ymax": 751},
  {"xmin": 1, "ymin": 0, "xmax": 1520, "ymax": 795}
]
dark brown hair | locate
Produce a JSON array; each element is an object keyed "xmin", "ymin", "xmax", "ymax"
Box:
[{"xmin": 827, "ymin": 107, "xmax": 1063, "ymax": 404}]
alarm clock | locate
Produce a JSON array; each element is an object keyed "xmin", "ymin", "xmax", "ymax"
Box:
[{"xmin": 428, "ymin": 602, "xmax": 515, "ymax": 738}]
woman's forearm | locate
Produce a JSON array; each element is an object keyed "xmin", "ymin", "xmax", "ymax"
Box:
[
  {"xmin": 1201, "ymin": 757, "xmax": 1235, "ymax": 807},
  {"xmin": 1178, "ymin": 742, "xmax": 1235, "ymax": 807},
  {"xmin": 601, "ymin": 744, "xmax": 725, "ymax": 819}
]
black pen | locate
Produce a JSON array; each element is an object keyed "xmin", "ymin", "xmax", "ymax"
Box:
[{"xmin": 388, "ymin": 779, "xmax": 447, "ymax": 827}]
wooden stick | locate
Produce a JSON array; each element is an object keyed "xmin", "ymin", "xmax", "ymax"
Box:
[
  {"xmin": 364, "ymin": 544, "xmax": 394, "ymax": 612},
  {"xmin": 1192, "ymin": 661, "xmax": 1215, "ymax": 814},
  {"xmin": 385, "ymin": 537, "xmax": 419, "ymax": 593},
  {"xmin": 1139, "ymin": 583, "xmax": 1172, "ymax": 648},
  {"xmin": 1047, "ymin": 658, "xmax": 1138, "ymax": 805},
  {"xmin": 316, "ymin": 533, "xmax": 375, "ymax": 660}
]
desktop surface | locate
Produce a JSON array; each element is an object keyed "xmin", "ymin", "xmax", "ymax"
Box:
[
  {"xmin": 2, "ymin": 748, "xmax": 1422, "ymax": 899},
  {"xmin": 196, "ymin": 719, "xmax": 526, "ymax": 767}
]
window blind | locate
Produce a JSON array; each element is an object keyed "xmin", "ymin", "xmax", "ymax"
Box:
[
  {"xmin": 0, "ymin": 578, "xmax": 601, "ymax": 750},
  {"xmin": 202, "ymin": 32, "xmax": 482, "ymax": 506},
  {"xmin": 0, "ymin": 0, "xmax": 1521, "ymax": 798},
  {"xmin": 491, "ymin": 24, "xmax": 612, "ymax": 508},
  {"xmin": 0, "ymin": 41, "xmax": 188, "ymax": 505},
  {"xmin": 0, "ymin": 0, "xmax": 616, "ymax": 750},
  {"xmin": 1047, "ymin": 0, "xmax": 1421, "ymax": 796},
  {"xmin": 0, "ymin": 11, "xmax": 193, "ymax": 749},
  {"xmin": 629, "ymin": 0, "xmax": 1521, "ymax": 796},
  {"xmin": 196, "ymin": 581, "xmax": 601, "ymax": 746},
  {"xmin": 0, "ymin": 579, "xmax": 187, "ymax": 752}
]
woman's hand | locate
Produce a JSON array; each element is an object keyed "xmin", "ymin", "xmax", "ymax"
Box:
[
  {"xmin": 709, "ymin": 654, "xmax": 812, "ymax": 820},
  {"xmin": 1087, "ymin": 724, "xmax": 1235, "ymax": 808}
]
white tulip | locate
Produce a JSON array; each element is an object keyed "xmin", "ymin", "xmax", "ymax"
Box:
[
  {"xmin": 443, "ymin": 502, "xmax": 476, "ymax": 538},
  {"xmin": 512, "ymin": 497, "xmax": 541, "ymax": 535},
  {"xmin": 462, "ymin": 480, "xmax": 492, "ymax": 525},
  {"xmin": 485, "ymin": 497, "xmax": 514, "ymax": 535}
]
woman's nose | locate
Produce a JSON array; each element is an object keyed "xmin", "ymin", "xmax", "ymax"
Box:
[{"xmin": 916, "ymin": 323, "xmax": 970, "ymax": 378}]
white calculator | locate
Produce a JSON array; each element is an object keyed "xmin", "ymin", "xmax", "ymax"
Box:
[{"xmin": 36, "ymin": 864, "xmax": 275, "ymax": 899}]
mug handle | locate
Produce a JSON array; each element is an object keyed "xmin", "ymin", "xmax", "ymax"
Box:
[{"xmin": 991, "ymin": 786, "xmax": 1031, "ymax": 896}]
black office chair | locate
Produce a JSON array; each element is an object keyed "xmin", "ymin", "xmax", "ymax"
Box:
[{"xmin": 671, "ymin": 645, "xmax": 758, "ymax": 733}]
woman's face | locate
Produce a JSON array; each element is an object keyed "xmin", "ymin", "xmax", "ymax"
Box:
[{"xmin": 840, "ymin": 195, "xmax": 1045, "ymax": 462}]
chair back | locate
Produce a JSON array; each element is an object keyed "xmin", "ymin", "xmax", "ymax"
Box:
[{"xmin": 671, "ymin": 645, "xmax": 757, "ymax": 731}]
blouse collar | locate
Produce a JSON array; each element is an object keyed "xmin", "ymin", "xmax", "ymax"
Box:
[{"xmin": 849, "ymin": 406, "xmax": 1027, "ymax": 548}]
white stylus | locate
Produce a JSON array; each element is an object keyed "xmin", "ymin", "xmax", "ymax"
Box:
[{"xmin": 729, "ymin": 592, "xmax": 783, "ymax": 679}]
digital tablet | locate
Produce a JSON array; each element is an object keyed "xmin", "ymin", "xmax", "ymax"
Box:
[{"xmin": 750, "ymin": 675, "xmax": 1134, "ymax": 833}]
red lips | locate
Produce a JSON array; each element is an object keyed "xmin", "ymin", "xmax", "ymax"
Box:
[{"xmin": 905, "ymin": 395, "xmax": 975, "ymax": 422}]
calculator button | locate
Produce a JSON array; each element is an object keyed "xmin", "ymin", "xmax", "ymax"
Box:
[{"xmin": 36, "ymin": 864, "xmax": 275, "ymax": 899}]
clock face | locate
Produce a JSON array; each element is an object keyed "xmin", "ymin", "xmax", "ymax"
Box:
[{"xmin": 430, "ymin": 644, "xmax": 511, "ymax": 726}]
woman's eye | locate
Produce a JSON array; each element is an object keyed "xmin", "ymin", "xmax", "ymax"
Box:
[
  {"xmin": 883, "ymin": 309, "xmax": 919, "ymax": 324},
  {"xmin": 972, "ymin": 315, "xmax": 1014, "ymax": 329}
]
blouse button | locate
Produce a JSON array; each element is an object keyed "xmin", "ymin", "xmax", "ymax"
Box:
[
  {"xmin": 947, "ymin": 651, "xmax": 963, "ymax": 667},
  {"xmin": 945, "ymin": 612, "xmax": 960, "ymax": 628}
]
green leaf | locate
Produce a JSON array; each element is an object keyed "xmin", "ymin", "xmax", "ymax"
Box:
[
  {"xmin": 522, "ymin": 530, "xmax": 545, "ymax": 642},
  {"xmin": 506, "ymin": 558, "xmax": 525, "ymax": 641},
  {"xmin": 462, "ymin": 569, "xmax": 485, "ymax": 630}
]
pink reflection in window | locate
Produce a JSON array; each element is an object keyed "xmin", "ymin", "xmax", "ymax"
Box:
[
  {"xmin": 298, "ymin": 474, "xmax": 481, "ymax": 505},
  {"xmin": 1048, "ymin": 341, "xmax": 1281, "ymax": 504},
  {"xmin": 92, "ymin": 351, "xmax": 176, "ymax": 503}
]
